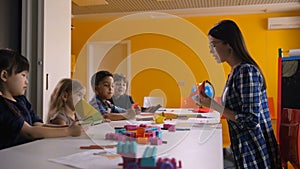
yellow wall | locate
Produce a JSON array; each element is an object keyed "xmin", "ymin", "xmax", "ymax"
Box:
[{"xmin": 72, "ymin": 11, "xmax": 300, "ymax": 116}]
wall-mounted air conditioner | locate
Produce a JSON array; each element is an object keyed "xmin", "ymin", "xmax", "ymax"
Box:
[{"xmin": 268, "ymin": 16, "xmax": 300, "ymax": 30}]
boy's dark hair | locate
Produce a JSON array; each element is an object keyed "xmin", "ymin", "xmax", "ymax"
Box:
[
  {"xmin": 91, "ymin": 70, "xmax": 113, "ymax": 88},
  {"xmin": 0, "ymin": 48, "xmax": 29, "ymax": 76}
]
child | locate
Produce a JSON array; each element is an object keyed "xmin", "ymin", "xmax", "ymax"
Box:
[
  {"xmin": 110, "ymin": 73, "xmax": 134, "ymax": 109},
  {"xmin": 47, "ymin": 78, "xmax": 86, "ymax": 125},
  {"xmin": 110, "ymin": 73, "xmax": 158, "ymax": 113},
  {"xmin": 89, "ymin": 70, "xmax": 137, "ymax": 121},
  {"xmin": 0, "ymin": 49, "xmax": 83, "ymax": 150}
]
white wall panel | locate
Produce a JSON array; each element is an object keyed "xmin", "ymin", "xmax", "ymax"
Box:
[{"xmin": 43, "ymin": 0, "xmax": 71, "ymax": 121}]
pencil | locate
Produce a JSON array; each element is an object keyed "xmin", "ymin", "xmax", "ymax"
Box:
[{"xmin": 80, "ymin": 145, "xmax": 116, "ymax": 149}]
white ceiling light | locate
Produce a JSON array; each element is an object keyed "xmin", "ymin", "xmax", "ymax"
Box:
[{"xmin": 72, "ymin": 0, "xmax": 108, "ymax": 6}]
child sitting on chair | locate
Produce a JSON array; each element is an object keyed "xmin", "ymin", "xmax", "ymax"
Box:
[
  {"xmin": 110, "ymin": 73, "xmax": 134, "ymax": 109},
  {"xmin": 47, "ymin": 78, "xmax": 86, "ymax": 125},
  {"xmin": 89, "ymin": 70, "xmax": 138, "ymax": 121},
  {"xmin": 0, "ymin": 49, "xmax": 82, "ymax": 150}
]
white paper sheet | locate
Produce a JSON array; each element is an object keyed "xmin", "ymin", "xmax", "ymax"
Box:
[{"xmin": 49, "ymin": 149, "xmax": 122, "ymax": 169}]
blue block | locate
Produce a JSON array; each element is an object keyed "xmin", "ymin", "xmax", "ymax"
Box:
[
  {"xmin": 130, "ymin": 141, "xmax": 137, "ymax": 153},
  {"xmin": 117, "ymin": 141, "xmax": 124, "ymax": 154},
  {"xmin": 115, "ymin": 128, "xmax": 126, "ymax": 134},
  {"xmin": 156, "ymin": 131, "xmax": 162, "ymax": 138},
  {"xmin": 123, "ymin": 141, "xmax": 130, "ymax": 153},
  {"xmin": 141, "ymin": 147, "xmax": 157, "ymax": 167},
  {"xmin": 141, "ymin": 157, "xmax": 156, "ymax": 167}
]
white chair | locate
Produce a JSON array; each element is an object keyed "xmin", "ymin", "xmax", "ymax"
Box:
[{"xmin": 143, "ymin": 96, "xmax": 164, "ymax": 107}]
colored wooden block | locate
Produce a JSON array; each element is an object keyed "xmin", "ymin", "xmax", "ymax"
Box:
[
  {"xmin": 137, "ymin": 137, "xmax": 148, "ymax": 144},
  {"xmin": 126, "ymin": 132, "xmax": 136, "ymax": 138},
  {"xmin": 124, "ymin": 124, "xmax": 139, "ymax": 130},
  {"xmin": 141, "ymin": 147, "xmax": 157, "ymax": 167},
  {"xmin": 149, "ymin": 137, "xmax": 162, "ymax": 145},
  {"xmin": 168, "ymin": 125, "xmax": 176, "ymax": 132},
  {"xmin": 115, "ymin": 128, "xmax": 126, "ymax": 134},
  {"xmin": 136, "ymin": 127, "xmax": 146, "ymax": 138},
  {"xmin": 156, "ymin": 131, "xmax": 162, "ymax": 138}
]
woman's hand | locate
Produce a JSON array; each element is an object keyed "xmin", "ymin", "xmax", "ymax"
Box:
[{"xmin": 196, "ymin": 93, "xmax": 212, "ymax": 108}]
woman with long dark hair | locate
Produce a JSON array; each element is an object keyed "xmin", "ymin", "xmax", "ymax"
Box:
[{"xmin": 198, "ymin": 20, "xmax": 281, "ymax": 168}]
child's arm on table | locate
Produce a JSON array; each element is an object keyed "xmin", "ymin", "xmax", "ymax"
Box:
[
  {"xmin": 33, "ymin": 122, "xmax": 69, "ymax": 128},
  {"xmin": 20, "ymin": 121, "xmax": 83, "ymax": 139},
  {"xmin": 103, "ymin": 108, "xmax": 136, "ymax": 121}
]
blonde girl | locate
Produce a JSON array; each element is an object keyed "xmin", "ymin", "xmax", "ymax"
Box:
[{"xmin": 47, "ymin": 78, "xmax": 86, "ymax": 125}]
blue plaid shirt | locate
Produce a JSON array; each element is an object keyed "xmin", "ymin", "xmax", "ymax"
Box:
[
  {"xmin": 89, "ymin": 95, "xmax": 126, "ymax": 115},
  {"xmin": 223, "ymin": 62, "xmax": 281, "ymax": 169}
]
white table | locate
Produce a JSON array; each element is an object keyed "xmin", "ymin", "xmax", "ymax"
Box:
[{"xmin": 0, "ymin": 110, "xmax": 223, "ymax": 169}]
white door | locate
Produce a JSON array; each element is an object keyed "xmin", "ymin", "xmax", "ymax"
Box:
[{"xmin": 42, "ymin": 0, "xmax": 71, "ymax": 122}]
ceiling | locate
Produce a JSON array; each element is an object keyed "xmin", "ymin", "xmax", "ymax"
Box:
[{"xmin": 72, "ymin": 0, "xmax": 300, "ymax": 19}]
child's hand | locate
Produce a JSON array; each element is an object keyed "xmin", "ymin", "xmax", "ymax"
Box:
[
  {"xmin": 133, "ymin": 106, "xmax": 141, "ymax": 115},
  {"xmin": 104, "ymin": 118, "xmax": 111, "ymax": 122},
  {"xmin": 123, "ymin": 108, "xmax": 136, "ymax": 120},
  {"xmin": 132, "ymin": 103, "xmax": 141, "ymax": 115},
  {"xmin": 68, "ymin": 122, "xmax": 84, "ymax": 137}
]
